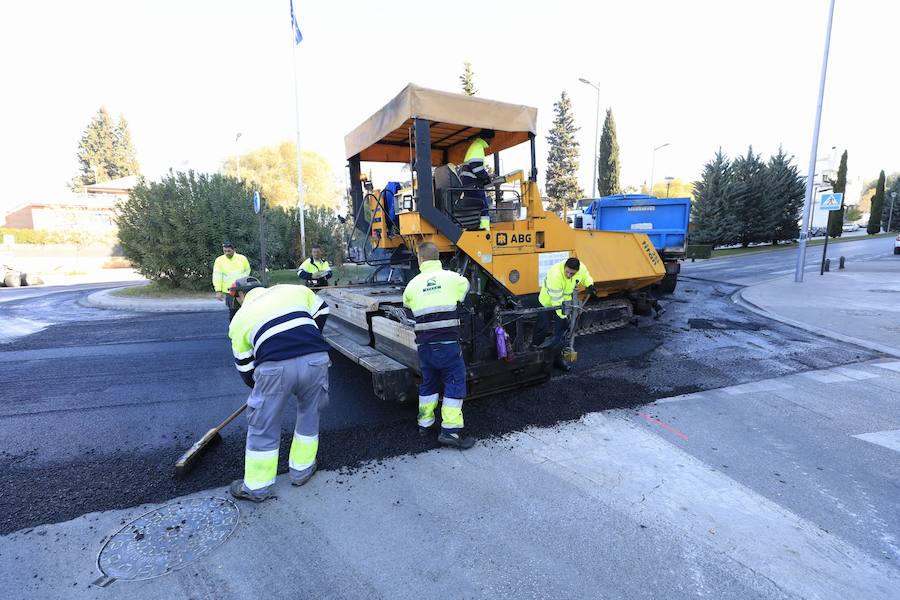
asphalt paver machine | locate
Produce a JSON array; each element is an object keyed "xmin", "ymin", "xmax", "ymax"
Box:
[{"xmin": 319, "ymin": 84, "xmax": 665, "ymax": 402}]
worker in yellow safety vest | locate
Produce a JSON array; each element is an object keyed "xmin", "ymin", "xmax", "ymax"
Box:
[
  {"xmin": 213, "ymin": 242, "xmax": 251, "ymax": 321},
  {"xmin": 227, "ymin": 276, "xmax": 331, "ymax": 502},
  {"xmin": 458, "ymin": 129, "xmax": 495, "ymax": 231},
  {"xmin": 403, "ymin": 242, "xmax": 475, "ymax": 449},
  {"xmin": 296, "ymin": 243, "xmax": 333, "ymax": 288},
  {"xmin": 534, "ymin": 257, "xmax": 596, "ymax": 372}
]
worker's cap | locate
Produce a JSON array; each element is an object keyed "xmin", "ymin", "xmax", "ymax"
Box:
[
  {"xmin": 228, "ymin": 276, "xmax": 263, "ymax": 296},
  {"xmin": 222, "ymin": 241, "xmax": 235, "ymax": 249}
]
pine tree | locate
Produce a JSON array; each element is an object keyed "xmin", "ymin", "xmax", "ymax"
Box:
[
  {"xmin": 596, "ymin": 108, "xmax": 620, "ymax": 196},
  {"xmin": 728, "ymin": 146, "xmax": 767, "ymax": 247},
  {"xmin": 544, "ymin": 91, "xmax": 583, "ymax": 213},
  {"xmin": 460, "ymin": 61, "xmax": 476, "ymax": 96},
  {"xmin": 69, "ymin": 107, "xmax": 140, "ymax": 191},
  {"xmin": 826, "ymin": 150, "xmax": 848, "ymax": 238},
  {"xmin": 867, "ymin": 170, "xmax": 885, "ymax": 234},
  {"xmin": 763, "ymin": 146, "xmax": 805, "ymax": 244},
  {"xmin": 111, "ymin": 115, "xmax": 140, "ymax": 179},
  {"xmin": 691, "ymin": 149, "xmax": 731, "ymax": 246}
]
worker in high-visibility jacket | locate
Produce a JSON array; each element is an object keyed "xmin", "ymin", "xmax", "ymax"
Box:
[
  {"xmin": 402, "ymin": 242, "xmax": 475, "ymax": 449},
  {"xmin": 227, "ymin": 277, "xmax": 331, "ymax": 502},
  {"xmin": 458, "ymin": 129, "xmax": 495, "ymax": 231},
  {"xmin": 534, "ymin": 257, "xmax": 596, "ymax": 372},
  {"xmin": 296, "ymin": 244, "xmax": 333, "ymax": 288},
  {"xmin": 213, "ymin": 242, "xmax": 251, "ymax": 321}
]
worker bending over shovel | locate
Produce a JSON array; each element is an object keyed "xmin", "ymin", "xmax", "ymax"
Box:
[
  {"xmin": 227, "ymin": 276, "xmax": 331, "ymax": 502},
  {"xmin": 533, "ymin": 257, "xmax": 596, "ymax": 372}
]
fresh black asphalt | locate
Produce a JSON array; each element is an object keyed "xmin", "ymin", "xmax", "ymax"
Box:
[{"xmin": 0, "ymin": 277, "xmax": 878, "ymax": 534}]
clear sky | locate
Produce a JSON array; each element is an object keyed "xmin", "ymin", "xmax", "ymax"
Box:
[{"xmin": 1, "ymin": 0, "xmax": 897, "ymax": 213}]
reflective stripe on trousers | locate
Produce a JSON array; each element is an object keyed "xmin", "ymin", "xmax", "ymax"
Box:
[{"xmin": 242, "ymin": 351, "xmax": 330, "ymax": 493}]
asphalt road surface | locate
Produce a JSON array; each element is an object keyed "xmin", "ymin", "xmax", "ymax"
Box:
[
  {"xmin": 681, "ymin": 234, "xmax": 895, "ymax": 285},
  {"xmin": 0, "ymin": 275, "xmax": 879, "ymax": 534}
]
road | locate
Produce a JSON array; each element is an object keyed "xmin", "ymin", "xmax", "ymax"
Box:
[
  {"xmin": 681, "ymin": 234, "xmax": 895, "ymax": 285},
  {"xmin": 0, "ymin": 271, "xmax": 879, "ymax": 535}
]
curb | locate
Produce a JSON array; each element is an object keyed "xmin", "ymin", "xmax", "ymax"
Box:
[
  {"xmin": 731, "ymin": 288, "xmax": 900, "ymax": 359},
  {"xmin": 81, "ymin": 286, "xmax": 224, "ymax": 313}
]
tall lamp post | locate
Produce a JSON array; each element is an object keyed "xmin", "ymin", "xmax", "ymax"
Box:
[
  {"xmin": 665, "ymin": 176, "xmax": 675, "ymax": 198},
  {"xmin": 649, "ymin": 143, "xmax": 670, "ymax": 195},
  {"xmin": 794, "ymin": 0, "xmax": 836, "ymax": 283},
  {"xmin": 235, "ymin": 132, "xmax": 242, "ymax": 180},
  {"xmin": 889, "ymin": 191, "xmax": 898, "ymax": 232},
  {"xmin": 578, "ymin": 78, "xmax": 601, "ymax": 198}
]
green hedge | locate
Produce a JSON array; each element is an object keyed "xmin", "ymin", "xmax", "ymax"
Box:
[
  {"xmin": 116, "ymin": 171, "xmax": 348, "ymax": 290},
  {"xmin": 0, "ymin": 228, "xmax": 67, "ymax": 244}
]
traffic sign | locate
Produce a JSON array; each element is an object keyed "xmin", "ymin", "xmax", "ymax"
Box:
[
  {"xmin": 252, "ymin": 191, "xmax": 261, "ymax": 214},
  {"xmin": 819, "ymin": 192, "xmax": 843, "ymax": 211}
]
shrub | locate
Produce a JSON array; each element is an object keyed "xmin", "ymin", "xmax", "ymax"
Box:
[{"xmin": 116, "ymin": 170, "xmax": 348, "ymax": 289}]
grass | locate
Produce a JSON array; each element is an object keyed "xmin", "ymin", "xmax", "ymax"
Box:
[
  {"xmin": 111, "ymin": 282, "xmax": 215, "ymax": 299},
  {"xmin": 709, "ymin": 232, "xmax": 896, "ymax": 258},
  {"xmin": 268, "ymin": 264, "xmax": 375, "ymax": 285}
]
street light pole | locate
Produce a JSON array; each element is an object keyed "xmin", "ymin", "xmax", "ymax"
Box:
[
  {"xmin": 649, "ymin": 143, "xmax": 670, "ymax": 195},
  {"xmin": 794, "ymin": 0, "xmax": 836, "ymax": 283},
  {"xmin": 665, "ymin": 176, "xmax": 674, "ymax": 198},
  {"xmin": 889, "ymin": 191, "xmax": 898, "ymax": 231},
  {"xmin": 578, "ymin": 78, "xmax": 600, "ymax": 198}
]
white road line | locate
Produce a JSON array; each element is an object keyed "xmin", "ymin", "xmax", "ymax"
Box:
[
  {"xmin": 800, "ymin": 370, "xmax": 852, "ymax": 384},
  {"xmin": 873, "ymin": 361, "xmax": 900, "ymax": 373},
  {"xmin": 722, "ymin": 378, "xmax": 794, "ymax": 395},
  {"xmin": 832, "ymin": 366, "xmax": 880, "ymax": 380},
  {"xmin": 852, "ymin": 429, "xmax": 900, "ymax": 453}
]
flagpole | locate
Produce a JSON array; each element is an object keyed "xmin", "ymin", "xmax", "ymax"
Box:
[{"xmin": 290, "ymin": 1, "xmax": 307, "ymax": 261}]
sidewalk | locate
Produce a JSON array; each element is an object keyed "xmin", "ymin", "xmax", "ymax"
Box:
[
  {"xmin": 83, "ymin": 286, "xmax": 221, "ymax": 313},
  {"xmin": 737, "ymin": 257, "xmax": 900, "ymax": 357},
  {"xmin": 3, "ymin": 360, "xmax": 899, "ymax": 599}
]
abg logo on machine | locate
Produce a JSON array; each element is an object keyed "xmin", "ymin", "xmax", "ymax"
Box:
[{"xmin": 495, "ymin": 233, "xmax": 532, "ymax": 247}]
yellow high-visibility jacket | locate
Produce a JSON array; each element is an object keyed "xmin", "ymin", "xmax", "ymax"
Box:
[
  {"xmin": 538, "ymin": 261, "xmax": 594, "ymax": 318},
  {"xmin": 212, "ymin": 253, "xmax": 251, "ymax": 293}
]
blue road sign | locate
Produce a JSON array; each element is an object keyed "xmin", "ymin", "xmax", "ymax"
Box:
[
  {"xmin": 253, "ymin": 191, "xmax": 261, "ymax": 214},
  {"xmin": 819, "ymin": 192, "xmax": 843, "ymax": 211}
]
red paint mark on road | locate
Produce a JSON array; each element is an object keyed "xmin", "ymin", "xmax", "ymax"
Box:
[{"xmin": 639, "ymin": 412, "xmax": 689, "ymax": 441}]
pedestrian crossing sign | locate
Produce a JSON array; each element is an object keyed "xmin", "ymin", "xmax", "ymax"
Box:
[{"xmin": 819, "ymin": 192, "xmax": 843, "ymax": 211}]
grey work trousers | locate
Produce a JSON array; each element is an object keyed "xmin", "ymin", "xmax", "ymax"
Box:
[{"xmin": 242, "ymin": 351, "xmax": 331, "ymax": 494}]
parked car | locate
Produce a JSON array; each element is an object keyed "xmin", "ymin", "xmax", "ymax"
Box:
[
  {"xmin": 808, "ymin": 226, "xmax": 826, "ymax": 237},
  {"xmin": 894, "ymin": 234, "xmax": 900, "ymax": 255},
  {"xmin": 842, "ymin": 223, "xmax": 859, "ymax": 232}
]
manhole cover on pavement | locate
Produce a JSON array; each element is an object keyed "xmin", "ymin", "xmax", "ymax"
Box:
[{"xmin": 97, "ymin": 496, "xmax": 239, "ymax": 581}]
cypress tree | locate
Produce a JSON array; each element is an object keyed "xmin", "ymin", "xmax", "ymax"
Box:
[
  {"xmin": 692, "ymin": 149, "xmax": 731, "ymax": 246},
  {"xmin": 881, "ymin": 176, "xmax": 900, "ymax": 232},
  {"xmin": 826, "ymin": 150, "xmax": 848, "ymax": 238},
  {"xmin": 544, "ymin": 91, "xmax": 583, "ymax": 213},
  {"xmin": 867, "ymin": 170, "xmax": 885, "ymax": 234},
  {"xmin": 596, "ymin": 108, "xmax": 621, "ymax": 196}
]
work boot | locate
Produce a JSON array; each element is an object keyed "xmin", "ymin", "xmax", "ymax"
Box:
[
  {"xmin": 554, "ymin": 355, "xmax": 572, "ymax": 372},
  {"xmin": 229, "ymin": 480, "xmax": 273, "ymax": 503},
  {"xmin": 438, "ymin": 429, "xmax": 476, "ymax": 450},
  {"xmin": 290, "ymin": 461, "xmax": 317, "ymax": 487}
]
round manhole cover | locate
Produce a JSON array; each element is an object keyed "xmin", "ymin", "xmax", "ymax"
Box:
[{"xmin": 97, "ymin": 496, "xmax": 239, "ymax": 581}]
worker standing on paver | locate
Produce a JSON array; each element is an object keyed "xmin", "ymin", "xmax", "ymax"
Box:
[
  {"xmin": 458, "ymin": 129, "xmax": 495, "ymax": 231},
  {"xmin": 403, "ymin": 242, "xmax": 475, "ymax": 449},
  {"xmin": 534, "ymin": 257, "xmax": 596, "ymax": 372},
  {"xmin": 296, "ymin": 244, "xmax": 333, "ymax": 288},
  {"xmin": 227, "ymin": 277, "xmax": 332, "ymax": 502},
  {"xmin": 213, "ymin": 242, "xmax": 251, "ymax": 321}
]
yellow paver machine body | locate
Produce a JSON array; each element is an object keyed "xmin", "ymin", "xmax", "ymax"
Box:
[{"xmin": 320, "ymin": 84, "xmax": 664, "ymax": 402}]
